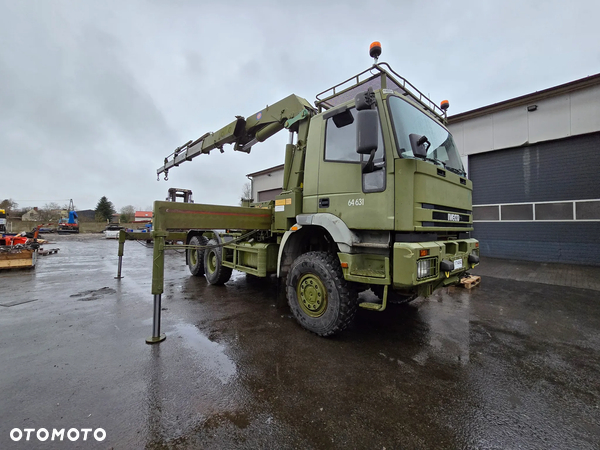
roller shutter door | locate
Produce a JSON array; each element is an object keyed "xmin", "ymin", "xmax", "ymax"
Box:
[{"xmin": 469, "ymin": 132, "xmax": 600, "ymax": 265}]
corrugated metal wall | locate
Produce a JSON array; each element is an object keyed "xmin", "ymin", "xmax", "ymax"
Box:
[{"xmin": 469, "ymin": 132, "xmax": 600, "ymax": 265}]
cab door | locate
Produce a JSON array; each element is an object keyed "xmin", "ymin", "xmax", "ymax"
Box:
[{"xmin": 316, "ymin": 105, "xmax": 394, "ymax": 231}]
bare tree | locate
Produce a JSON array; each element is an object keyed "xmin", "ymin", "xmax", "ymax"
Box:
[
  {"xmin": 39, "ymin": 202, "xmax": 62, "ymax": 222},
  {"xmin": 0, "ymin": 199, "xmax": 18, "ymax": 216},
  {"xmin": 240, "ymin": 182, "xmax": 252, "ymax": 205},
  {"xmin": 120, "ymin": 205, "xmax": 136, "ymax": 223}
]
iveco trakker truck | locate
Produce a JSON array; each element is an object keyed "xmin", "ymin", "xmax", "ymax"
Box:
[{"xmin": 118, "ymin": 42, "xmax": 479, "ymax": 339}]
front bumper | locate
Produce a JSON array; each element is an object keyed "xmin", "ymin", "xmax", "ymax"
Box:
[{"xmin": 393, "ymin": 238, "xmax": 479, "ymax": 288}]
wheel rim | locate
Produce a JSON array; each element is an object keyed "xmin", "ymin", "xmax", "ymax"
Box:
[
  {"xmin": 190, "ymin": 248, "xmax": 197, "ymax": 266},
  {"xmin": 297, "ymin": 274, "xmax": 328, "ymax": 318},
  {"xmin": 207, "ymin": 251, "xmax": 217, "ymax": 274}
]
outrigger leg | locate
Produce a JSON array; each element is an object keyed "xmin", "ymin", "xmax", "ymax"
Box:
[
  {"xmin": 146, "ymin": 231, "xmax": 166, "ymax": 344},
  {"xmin": 115, "ymin": 231, "xmax": 125, "ymax": 279}
]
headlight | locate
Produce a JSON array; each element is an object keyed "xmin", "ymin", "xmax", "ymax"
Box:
[{"xmin": 417, "ymin": 258, "xmax": 438, "ymax": 280}]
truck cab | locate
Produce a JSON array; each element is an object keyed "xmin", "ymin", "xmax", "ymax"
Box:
[{"xmin": 275, "ymin": 63, "xmax": 479, "ymax": 310}]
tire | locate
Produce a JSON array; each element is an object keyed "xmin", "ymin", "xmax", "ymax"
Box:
[
  {"xmin": 286, "ymin": 251, "xmax": 358, "ymax": 336},
  {"xmin": 204, "ymin": 238, "xmax": 233, "ymax": 285},
  {"xmin": 371, "ymin": 285, "xmax": 417, "ymax": 305},
  {"xmin": 187, "ymin": 235, "xmax": 208, "ymax": 276}
]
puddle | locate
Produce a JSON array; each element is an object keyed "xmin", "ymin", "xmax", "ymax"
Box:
[
  {"xmin": 171, "ymin": 323, "xmax": 237, "ymax": 384},
  {"xmin": 70, "ymin": 287, "xmax": 117, "ymax": 301}
]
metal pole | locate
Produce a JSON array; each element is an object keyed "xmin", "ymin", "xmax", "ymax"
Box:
[
  {"xmin": 115, "ymin": 256, "xmax": 123, "ymax": 279},
  {"xmin": 147, "ymin": 294, "xmax": 166, "ymax": 344}
]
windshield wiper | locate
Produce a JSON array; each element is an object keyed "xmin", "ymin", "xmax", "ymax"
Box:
[
  {"xmin": 445, "ymin": 165, "xmax": 466, "ymax": 176},
  {"xmin": 428, "ymin": 157, "xmax": 466, "ymax": 176}
]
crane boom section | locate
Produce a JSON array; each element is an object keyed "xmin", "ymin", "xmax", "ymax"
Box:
[{"xmin": 158, "ymin": 94, "xmax": 315, "ymax": 176}]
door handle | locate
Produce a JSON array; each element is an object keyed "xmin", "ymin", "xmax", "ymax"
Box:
[{"xmin": 318, "ymin": 198, "xmax": 330, "ymax": 208}]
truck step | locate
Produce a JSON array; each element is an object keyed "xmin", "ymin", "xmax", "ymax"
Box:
[
  {"xmin": 460, "ymin": 275, "xmax": 481, "ymax": 289},
  {"xmin": 359, "ymin": 301, "xmax": 384, "ymax": 311}
]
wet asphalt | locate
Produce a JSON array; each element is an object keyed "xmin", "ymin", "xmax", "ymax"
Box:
[{"xmin": 0, "ymin": 234, "xmax": 599, "ymax": 449}]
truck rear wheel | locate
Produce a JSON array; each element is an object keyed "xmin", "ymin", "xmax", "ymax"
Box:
[
  {"xmin": 204, "ymin": 238, "xmax": 233, "ymax": 285},
  {"xmin": 286, "ymin": 251, "xmax": 357, "ymax": 336},
  {"xmin": 188, "ymin": 235, "xmax": 208, "ymax": 276}
]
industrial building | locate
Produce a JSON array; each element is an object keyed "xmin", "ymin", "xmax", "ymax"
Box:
[{"xmin": 448, "ymin": 73, "xmax": 600, "ymax": 266}]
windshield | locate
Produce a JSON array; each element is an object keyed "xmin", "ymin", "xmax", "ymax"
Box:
[{"xmin": 388, "ymin": 96, "xmax": 465, "ymax": 175}]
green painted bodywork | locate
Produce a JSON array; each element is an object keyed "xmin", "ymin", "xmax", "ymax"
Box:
[
  {"xmin": 152, "ymin": 201, "xmax": 272, "ymax": 231},
  {"xmin": 273, "ymin": 190, "xmax": 303, "ymax": 232},
  {"xmin": 392, "ymin": 239, "xmax": 479, "ymax": 287},
  {"xmin": 338, "ymin": 253, "xmax": 390, "ymax": 285},
  {"xmin": 222, "ymin": 241, "xmax": 278, "ymax": 277},
  {"xmin": 395, "ymin": 159, "xmax": 473, "ymax": 232}
]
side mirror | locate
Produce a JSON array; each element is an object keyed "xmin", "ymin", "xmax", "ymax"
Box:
[
  {"xmin": 409, "ymin": 133, "xmax": 429, "ymax": 158},
  {"xmin": 356, "ymin": 109, "xmax": 379, "ymax": 155}
]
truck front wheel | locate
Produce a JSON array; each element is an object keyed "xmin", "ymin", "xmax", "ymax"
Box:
[{"xmin": 286, "ymin": 251, "xmax": 358, "ymax": 336}]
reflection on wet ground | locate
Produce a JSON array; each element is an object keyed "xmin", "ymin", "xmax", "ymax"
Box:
[{"xmin": 0, "ymin": 234, "xmax": 599, "ymax": 449}]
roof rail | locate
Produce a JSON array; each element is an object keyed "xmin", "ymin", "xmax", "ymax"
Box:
[{"xmin": 315, "ymin": 63, "xmax": 446, "ymax": 123}]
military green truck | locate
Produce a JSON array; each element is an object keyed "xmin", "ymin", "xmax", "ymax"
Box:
[{"xmin": 118, "ymin": 43, "xmax": 479, "ymax": 341}]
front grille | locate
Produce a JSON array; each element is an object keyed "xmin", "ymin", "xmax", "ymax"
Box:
[
  {"xmin": 422, "ymin": 222, "xmax": 471, "ymax": 228},
  {"xmin": 431, "ymin": 212, "xmax": 470, "ymax": 222},
  {"xmin": 422, "ymin": 203, "xmax": 471, "ymax": 214}
]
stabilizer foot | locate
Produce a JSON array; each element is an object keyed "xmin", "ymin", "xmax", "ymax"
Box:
[{"xmin": 146, "ymin": 334, "xmax": 166, "ymax": 344}]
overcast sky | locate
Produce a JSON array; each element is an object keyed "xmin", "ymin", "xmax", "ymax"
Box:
[{"xmin": 2, "ymin": 0, "xmax": 599, "ymax": 211}]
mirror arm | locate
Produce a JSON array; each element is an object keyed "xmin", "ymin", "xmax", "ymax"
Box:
[{"xmin": 362, "ymin": 150, "xmax": 376, "ymax": 174}]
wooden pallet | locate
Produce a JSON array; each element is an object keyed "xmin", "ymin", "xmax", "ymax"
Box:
[
  {"xmin": 460, "ymin": 275, "xmax": 481, "ymax": 289},
  {"xmin": 39, "ymin": 248, "xmax": 59, "ymax": 256}
]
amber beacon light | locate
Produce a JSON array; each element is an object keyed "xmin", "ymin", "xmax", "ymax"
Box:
[{"xmin": 369, "ymin": 41, "xmax": 382, "ymax": 63}]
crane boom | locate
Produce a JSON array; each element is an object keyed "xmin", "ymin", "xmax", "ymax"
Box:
[{"xmin": 157, "ymin": 94, "xmax": 315, "ymax": 177}]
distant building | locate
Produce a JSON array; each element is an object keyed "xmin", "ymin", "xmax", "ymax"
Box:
[
  {"xmin": 21, "ymin": 208, "xmax": 41, "ymax": 221},
  {"xmin": 246, "ymin": 164, "xmax": 284, "ymax": 202},
  {"xmin": 134, "ymin": 211, "xmax": 153, "ymax": 222},
  {"xmin": 76, "ymin": 209, "xmax": 96, "ymax": 222}
]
